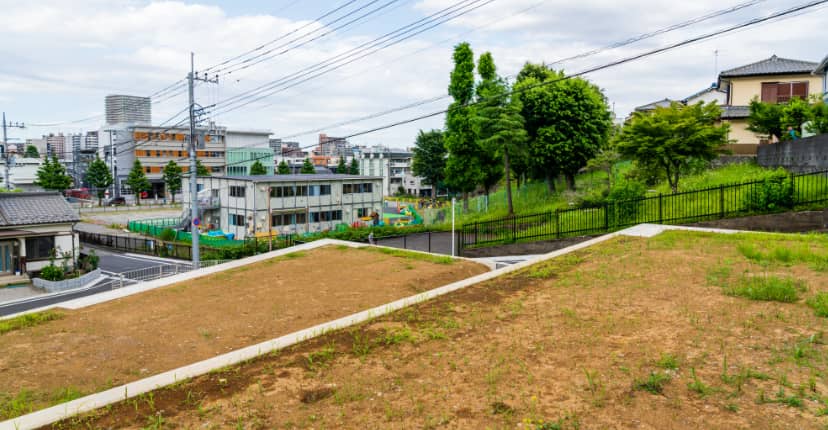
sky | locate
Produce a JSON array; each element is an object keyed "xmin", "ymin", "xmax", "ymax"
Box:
[{"xmin": 1, "ymin": 0, "xmax": 827, "ymax": 150}]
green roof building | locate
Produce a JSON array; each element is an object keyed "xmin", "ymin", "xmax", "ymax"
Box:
[{"xmin": 225, "ymin": 148, "xmax": 275, "ymax": 176}]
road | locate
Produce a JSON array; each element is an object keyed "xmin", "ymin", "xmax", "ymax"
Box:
[{"xmin": 0, "ymin": 249, "xmax": 186, "ymax": 317}]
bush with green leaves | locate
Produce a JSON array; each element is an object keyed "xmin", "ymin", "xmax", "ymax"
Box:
[
  {"xmin": 78, "ymin": 251, "xmax": 99, "ymax": 272},
  {"xmin": 159, "ymin": 228, "xmax": 177, "ymax": 242},
  {"xmin": 606, "ymin": 180, "xmax": 647, "ymax": 226},
  {"xmin": 39, "ymin": 265, "xmax": 65, "ymax": 281},
  {"xmin": 743, "ymin": 170, "xmax": 793, "ymax": 211}
]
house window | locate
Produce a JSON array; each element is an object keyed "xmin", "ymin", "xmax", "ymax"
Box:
[
  {"xmin": 295, "ymin": 185, "xmax": 308, "ymax": 197},
  {"xmin": 343, "ymin": 183, "xmax": 352, "ymax": 194},
  {"xmin": 363, "ymin": 183, "xmax": 373, "ymax": 193},
  {"xmin": 229, "ymin": 213, "xmax": 245, "ymax": 226},
  {"xmin": 26, "ymin": 236, "xmax": 55, "ymax": 260},
  {"xmin": 761, "ymin": 81, "xmax": 809, "ymax": 103},
  {"xmin": 229, "ymin": 186, "xmax": 246, "ymax": 197}
]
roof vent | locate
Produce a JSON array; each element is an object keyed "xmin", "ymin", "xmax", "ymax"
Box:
[{"xmin": 770, "ymin": 54, "xmax": 778, "ymax": 60}]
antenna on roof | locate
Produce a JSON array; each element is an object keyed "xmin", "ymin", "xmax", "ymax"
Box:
[{"xmin": 714, "ymin": 49, "xmax": 719, "ymax": 78}]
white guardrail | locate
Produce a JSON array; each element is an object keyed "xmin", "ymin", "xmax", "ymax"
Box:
[{"xmin": 109, "ymin": 260, "xmax": 233, "ymax": 288}]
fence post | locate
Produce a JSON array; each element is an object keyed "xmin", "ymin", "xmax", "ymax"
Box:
[
  {"xmin": 158, "ymin": 265, "xmax": 163, "ymax": 279},
  {"xmin": 428, "ymin": 232, "xmax": 431, "ymax": 253},
  {"xmin": 555, "ymin": 209, "xmax": 561, "ymax": 239},
  {"xmin": 658, "ymin": 193, "xmax": 663, "ymax": 224},
  {"xmin": 719, "ymin": 185, "xmax": 725, "ymax": 219},
  {"xmin": 604, "ymin": 202, "xmax": 609, "ymax": 231},
  {"xmin": 403, "ymin": 234, "xmax": 407, "ymax": 250},
  {"xmin": 790, "ymin": 172, "xmax": 796, "ymax": 208},
  {"xmin": 511, "ymin": 216, "xmax": 517, "ymax": 243},
  {"xmin": 119, "ymin": 274, "xmax": 124, "ymax": 288}
]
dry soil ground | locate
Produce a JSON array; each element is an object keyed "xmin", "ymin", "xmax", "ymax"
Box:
[
  {"xmin": 42, "ymin": 230, "xmax": 828, "ymax": 430},
  {"xmin": 0, "ymin": 246, "xmax": 487, "ymax": 420}
]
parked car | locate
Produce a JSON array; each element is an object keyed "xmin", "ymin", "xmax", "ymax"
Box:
[{"xmin": 106, "ymin": 197, "xmax": 126, "ymax": 206}]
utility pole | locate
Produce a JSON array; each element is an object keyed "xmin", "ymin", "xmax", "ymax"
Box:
[
  {"xmin": 187, "ymin": 52, "xmax": 219, "ymax": 269},
  {"xmin": 2, "ymin": 112, "xmax": 26, "ymax": 191}
]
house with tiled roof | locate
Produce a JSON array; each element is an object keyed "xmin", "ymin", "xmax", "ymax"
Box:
[
  {"xmin": 0, "ymin": 192, "xmax": 80, "ymax": 280},
  {"xmin": 717, "ymin": 54, "xmax": 826, "ymax": 154}
]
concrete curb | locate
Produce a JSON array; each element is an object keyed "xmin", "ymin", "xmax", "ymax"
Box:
[{"xmin": 0, "ymin": 224, "xmax": 748, "ymax": 429}]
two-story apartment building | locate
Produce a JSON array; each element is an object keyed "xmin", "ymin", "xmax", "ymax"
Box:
[
  {"xmin": 182, "ymin": 174, "xmax": 383, "ymax": 239},
  {"xmin": 718, "ymin": 54, "xmax": 827, "ymax": 153}
]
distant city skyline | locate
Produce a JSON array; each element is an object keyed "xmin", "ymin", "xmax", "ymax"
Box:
[{"xmin": 1, "ymin": 0, "xmax": 826, "ymax": 149}]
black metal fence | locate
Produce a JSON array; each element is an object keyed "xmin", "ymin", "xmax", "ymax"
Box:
[
  {"xmin": 461, "ymin": 170, "xmax": 828, "ymax": 250},
  {"xmin": 78, "ymin": 231, "xmax": 203, "ymax": 259}
]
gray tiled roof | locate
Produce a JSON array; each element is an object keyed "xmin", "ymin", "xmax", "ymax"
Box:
[
  {"xmin": 720, "ymin": 105, "xmax": 751, "ymax": 119},
  {"xmin": 634, "ymin": 98, "xmax": 676, "ymax": 112},
  {"xmin": 0, "ymin": 192, "xmax": 80, "ymax": 227},
  {"xmin": 719, "ymin": 55, "xmax": 818, "ymax": 78}
]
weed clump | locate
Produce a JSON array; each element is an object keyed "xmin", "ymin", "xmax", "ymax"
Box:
[
  {"xmin": 723, "ymin": 275, "xmax": 805, "ymax": 303},
  {"xmin": 633, "ymin": 372, "xmax": 671, "ymax": 394}
]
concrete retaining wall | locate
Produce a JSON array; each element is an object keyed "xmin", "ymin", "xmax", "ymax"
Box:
[
  {"xmin": 33, "ymin": 269, "xmax": 101, "ymax": 293},
  {"xmin": 757, "ymin": 134, "xmax": 828, "ymax": 172}
]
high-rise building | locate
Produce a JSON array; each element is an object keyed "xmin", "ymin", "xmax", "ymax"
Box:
[
  {"xmin": 105, "ymin": 94, "xmax": 151, "ymax": 125},
  {"xmin": 45, "ymin": 133, "xmax": 66, "ymax": 159},
  {"xmin": 84, "ymin": 131, "xmax": 99, "ymax": 151}
]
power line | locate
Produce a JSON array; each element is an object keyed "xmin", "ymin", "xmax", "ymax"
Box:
[
  {"xmin": 187, "ymin": 0, "xmax": 827, "ymax": 174},
  {"xmin": 210, "ymin": 0, "xmax": 495, "ymax": 116},
  {"xmin": 203, "ymin": 0, "xmax": 361, "ymax": 73},
  {"xmin": 275, "ymin": 0, "xmax": 763, "ymax": 140},
  {"xmin": 214, "ymin": 0, "xmax": 403, "ymax": 75}
]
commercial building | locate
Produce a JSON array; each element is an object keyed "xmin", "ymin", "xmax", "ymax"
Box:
[
  {"xmin": 0, "ymin": 157, "xmax": 44, "ymax": 192},
  {"xmin": 226, "ymin": 148, "xmax": 275, "ymax": 176},
  {"xmin": 182, "ymin": 174, "xmax": 383, "ymax": 239},
  {"xmin": 105, "ymin": 94, "xmax": 151, "ymax": 125}
]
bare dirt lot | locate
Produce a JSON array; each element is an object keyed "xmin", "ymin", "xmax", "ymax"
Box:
[
  {"xmin": 0, "ymin": 246, "xmax": 487, "ymax": 419},
  {"xmin": 43, "ymin": 231, "xmax": 828, "ymax": 430}
]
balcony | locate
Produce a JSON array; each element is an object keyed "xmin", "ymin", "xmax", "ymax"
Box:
[{"xmin": 198, "ymin": 197, "xmax": 220, "ymax": 210}]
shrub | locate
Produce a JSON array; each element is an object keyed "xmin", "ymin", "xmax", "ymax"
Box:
[
  {"xmin": 79, "ymin": 250, "xmax": 99, "ymax": 272},
  {"xmin": 606, "ymin": 180, "xmax": 647, "ymax": 226},
  {"xmin": 807, "ymin": 292, "xmax": 828, "ymax": 317},
  {"xmin": 39, "ymin": 264, "xmax": 65, "ymax": 282},
  {"xmin": 743, "ymin": 170, "xmax": 793, "ymax": 211},
  {"xmin": 159, "ymin": 228, "xmax": 177, "ymax": 242}
]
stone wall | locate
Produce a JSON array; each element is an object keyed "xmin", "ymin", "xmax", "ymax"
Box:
[
  {"xmin": 757, "ymin": 134, "xmax": 828, "ymax": 173},
  {"xmin": 33, "ymin": 269, "xmax": 101, "ymax": 293}
]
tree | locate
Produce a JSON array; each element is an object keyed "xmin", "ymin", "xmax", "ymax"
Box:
[
  {"xmin": 249, "ymin": 160, "xmax": 267, "ymax": 175},
  {"xmin": 515, "ymin": 64, "xmax": 612, "ymax": 191},
  {"xmin": 781, "ymin": 97, "xmax": 811, "ymax": 137},
  {"xmin": 24, "ymin": 145, "xmax": 40, "ymax": 158},
  {"xmin": 443, "ymin": 42, "xmax": 481, "ymax": 211},
  {"xmin": 411, "ymin": 129, "xmax": 447, "ymax": 199},
  {"xmin": 34, "ymin": 156, "xmax": 73, "ymax": 191},
  {"xmin": 808, "ymin": 100, "xmax": 828, "ymax": 135},
  {"xmin": 85, "ymin": 156, "xmax": 113, "ymax": 206},
  {"xmin": 349, "ymin": 158, "xmax": 359, "ymax": 175},
  {"xmin": 126, "ymin": 160, "xmax": 151, "ymax": 205},
  {"xmin": 195, "ymin": 159, "xmax": 210, "ymax": 176},
  {"xmin": 617, "ymin": 101, "xmax": 729, "ymax": 193},
  {"xmin": 336, "ymin": 157, "xmax": 347, "ymax": 174},
  {"xmin": 300, "ymin": 158, "xmax": 315, "ymax": 174},
  {"xmin": 585, "ymin": 129, "xmax": 622, "ymax": 194},
  {"xmin": 277, "ymin": 160, "xmax": 291, "ymax": 175},
  {"xmin": 162, "ymin": 160, "xmax": 182, "ymax": 203},
  {"xmin": 472, "ymin": 52, "xmax": 527, "ymax": 215},
  {"xmin": 747, "ymin": 97, "xmax": 784, "ymax": 141}
]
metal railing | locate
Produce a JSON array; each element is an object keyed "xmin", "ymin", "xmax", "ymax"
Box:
[
  {"xmin": 460, "ymin": 170, "xmax": 828, "ymax": 250},
  {"xmin": 107, "ymin": 259, "xmax": 234, "ymax": 288}
]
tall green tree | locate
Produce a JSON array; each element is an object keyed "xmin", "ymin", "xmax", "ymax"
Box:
[
  {"xmin": 300, "ymin": 158, "xmax": 315, "ymax": 174},
  {"xmin": 249, "ymin": 160, "xmax": 268, "ymax": 175},
  {"xmin": 515, "ymin": 63, "xmax": 612, "ymax": 191},
  {"xmin": 85, "ymin": 156, "xmax": 113, "ymax": 206},
  {"xmin": 349, "ymin": 158, "xmax": 359, "ymax": 175},
  {"xmin": 277, "ymin": 160, "xmax": 291, "ymax": 174},
  {"xmin": 336, "ymin": 157, "xmax": 347, "ymax": 174},
  {"xmin": 24, "ymin": 145, "xmax": 40, "ymax": 158},
  {"xmin": 126, "ymin": 160, "xmax": 151, "ymax": 205},
  {"xmin": 473, "ymin": 52, "xmax": 527, "ymax": 215},
  {"xmin": 782, "ymin": 97, "xmax": 811, "ymax": 137},
  {"xmin": 617, "ymin": 101, "xmax": 729, "ymax": 193},
  {"xmin": 444, "ymin": 42, "xmax": 481, "ymax": 210},
  {"xmin": 34, "ymin": 156, "xmax": 73, "ymax": 191},
  {"xmin": 162, "ymin": 160, "xmax": 182, "ymax": 203},
  {"xmin": 411, "ymin": 129, "xmax": 447, "ymax": 199}
]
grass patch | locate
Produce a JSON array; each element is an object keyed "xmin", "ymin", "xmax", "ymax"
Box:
[
  {"xmin": 686, "ymin": 368, "xmax": 713, "ymax": 397},
  {"xmin": 807, "ymin": 292, "xmax": 828, "ymax": 317},
  {"xmin": 361, "ymin": 246, "xmax": 455, "ymax": 265},
  {"xmin": 722, "ymin": 274, "xmax": 805, "ymax": 303},
  {"xmin": 656, "ymin": 353, "xmax": 679, "ymax": 370},
  {"xmin": 0, "ymin": 311, "xmax": 64, "ymax": 335},
  {"xmin": 0, "ymin": 389, "xmax": 35, "ymax": 419},
  {"xmin": 633, "ymin": 372, "xmax": 671, "ymax": 394}
]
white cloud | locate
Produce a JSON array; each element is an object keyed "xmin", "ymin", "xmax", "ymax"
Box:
[{"xmin": 1, "ymin": 0, "xmax": 827, "ymax": 149}]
